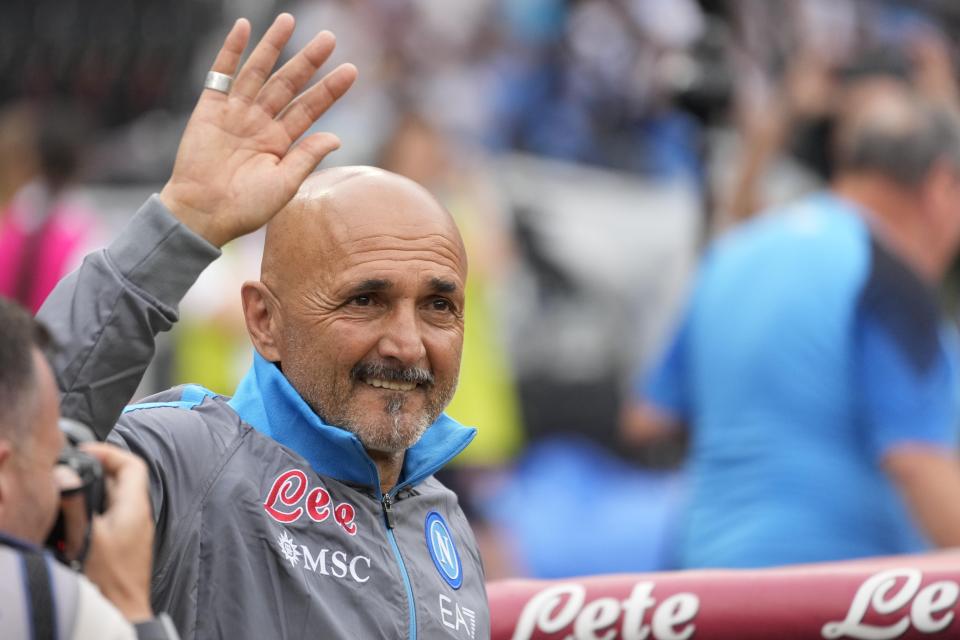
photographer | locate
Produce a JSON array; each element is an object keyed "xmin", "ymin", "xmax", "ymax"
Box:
[{"xmin": 0, "ymin": 296, "xmax": 177, "ymax": 640}]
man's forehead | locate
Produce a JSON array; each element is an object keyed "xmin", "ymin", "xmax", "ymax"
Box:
[
  {"xmin": 314, "ymin": 183, "xmax": 464, "ymax": 267},
  {"xmin": 323, "ymin": 213, "xmax": 459, "ymax": 247},
  {"xmin": 321, "ymin": 185, "xmax": 457, "ymax": 240},
  {"xmin": 27, "ymin": 349, "xmax": 63, "ymax": 453},
  {"xmin": 263, "ymin": 167, "xmax": 468, "ymax": 283}
]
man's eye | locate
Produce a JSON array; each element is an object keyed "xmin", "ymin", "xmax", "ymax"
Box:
[
  {"xmin": 430, "ymin": 298, "xmax": 453, "ymax": 312},
  {"xmin": 351, "ymin": 295, "xmax": 372, "ymax": 306}
]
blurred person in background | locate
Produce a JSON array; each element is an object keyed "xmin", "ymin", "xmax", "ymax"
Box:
[
  {"xmin": 0, "ymin": 104, "xmax": 37, "ymax": 209},
  {"xmin": 0, "ymin": 103, "xmax": 102, "ymax": 313},
  {"xmin": 623, "ymin": 76, "xmax": 960, "ymax": 568},
  {"xmin": 38, "ymin": 15, "xmax": 492, "ymax": 639},
  {"xmin": 0, "ymin": 297, "xmax": 178, "ymax": 639},
  {"xmin": 719, "ymin": 1, "xmax": 960, "ymax": 231}
]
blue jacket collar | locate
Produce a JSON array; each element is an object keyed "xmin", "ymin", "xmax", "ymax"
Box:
[{"xmin": 228, "ymin": 352, "xmax": 476, "ymax": 493}]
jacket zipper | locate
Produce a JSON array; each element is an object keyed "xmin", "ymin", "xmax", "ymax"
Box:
[
  {"xmin": 382, "ymin": 491, "xmax": 416, "ymax": 640},
  {"xmin": 382, "ymin": 492, "xmax": 396, "ymax": 529}
]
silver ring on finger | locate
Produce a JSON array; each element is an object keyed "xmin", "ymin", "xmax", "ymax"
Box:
[{"xmin": 204, "ymin": 71, "xmax": 234, "ymax": 94}]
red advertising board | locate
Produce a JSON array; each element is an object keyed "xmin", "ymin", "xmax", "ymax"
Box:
[{"xmin": 489, "ymin": 552, "xmax": 960, "ymax": 639}]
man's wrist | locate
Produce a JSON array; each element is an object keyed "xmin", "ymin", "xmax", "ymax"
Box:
[
  {"xmin": 159, "ymin": 183, "xmax": 228, "ymax": 248},
  {"xmin": 134, "ymin": 613, "xmax": 181, "ymax": 640},
  {"xmin": 118, "ymin": 600, "xmax": 154, "ymax": 624}
]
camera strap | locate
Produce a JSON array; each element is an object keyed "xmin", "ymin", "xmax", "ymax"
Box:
[{"xmin": 23, "ymin": 550, "xmax": 57, "ymax": 640}]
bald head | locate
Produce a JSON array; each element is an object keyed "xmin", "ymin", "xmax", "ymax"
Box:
[
  {"xmin": 262, "ymin": 166, "xmax": 466, "ymax": 291},
  {"xmin": 833, "ymin": 78, "xmax": 960, "ymax": 187}
]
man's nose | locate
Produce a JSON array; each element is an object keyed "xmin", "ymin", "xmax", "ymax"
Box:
[{"xmin": 377, "ymin": 304, "xmax": 427, "ymax": 364}]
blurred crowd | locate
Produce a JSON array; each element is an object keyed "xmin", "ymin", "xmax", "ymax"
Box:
[{"xmin": 4, "ymin": 0, "xmax": 960, "ymax": 580}]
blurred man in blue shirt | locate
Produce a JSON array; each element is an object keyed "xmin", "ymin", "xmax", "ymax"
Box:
[{"xmin": 624, "ymin": 78, "xmax": 960, "ymax": 568}]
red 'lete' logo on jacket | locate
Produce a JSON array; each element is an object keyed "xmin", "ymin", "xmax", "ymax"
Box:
[{"xmin": 263, "ymin": 469, "xmax": 358, "ymax": 535}]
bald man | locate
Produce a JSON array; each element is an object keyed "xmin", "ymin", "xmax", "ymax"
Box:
[
  {"xmin": 623, "ymin": 77, "xmax": 960, "ymax": 568},
  {"xmin": 247, "ymin": 168, "xmax": 468, "ymax": 495},
  {"xmin": 39, "ymin": 15, "xmax": 489, "ymax": 640}
]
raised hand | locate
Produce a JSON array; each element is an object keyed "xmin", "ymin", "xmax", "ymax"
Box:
[{"xmin": 159, "ymin": 14, "xmax": 358, "ymax": 247}]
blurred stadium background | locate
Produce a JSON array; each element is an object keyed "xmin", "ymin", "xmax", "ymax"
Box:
[{"xmin": 3, "ymin": 0, "xmax": 960, "ymax": 579}]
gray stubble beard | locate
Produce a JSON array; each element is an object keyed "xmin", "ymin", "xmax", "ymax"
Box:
[
  {"xmin": 304, "ymin": 384, "xmax": 444, "ymax": 455},
  {"xmin": 288, "ymin": 358, "xmax": 458, "ymax": 455}
]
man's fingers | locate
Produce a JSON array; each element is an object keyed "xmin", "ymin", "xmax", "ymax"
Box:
[
  {"xmin": 232, "ymin": 13, "xmax": 296, "ymax": 101},
  {"xmin": 80, "ymin": 443, "xmax": 150, "ymax": 499},
  {"xmin": 256, "ymin": 30, "xmax": 337, "ymax": 117},
  {"xmin": 81, "ymin": 442, "xmax": 131, "ymax": 473},
  {"xmin": 209, "ymin": 18, "xmax": 251, "ymax": 77},
  {"xmin": 280, "ymin": 132, "xmax": 342, "ymax": 184},
  {"xmin": 278, "ymin": 63, "xmax": 358, "ymax": 141}
]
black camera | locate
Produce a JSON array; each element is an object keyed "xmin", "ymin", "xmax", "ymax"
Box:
[{"xmin": 45, "ymin": 418, "xmax": 106, "ymax": 570}]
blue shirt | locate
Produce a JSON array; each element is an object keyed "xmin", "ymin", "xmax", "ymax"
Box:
[{"xmin": 644, "ymin": 193, "xmax": 960, "ymax": 568}]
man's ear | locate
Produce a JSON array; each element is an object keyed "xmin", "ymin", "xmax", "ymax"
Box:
[
  {"xmin": 241, "ymin": 281, "xmax": 283, "ymax": 362},
  {"xmin": 920, "ymin": 160, "xmax": 960, "ymax": 235}
]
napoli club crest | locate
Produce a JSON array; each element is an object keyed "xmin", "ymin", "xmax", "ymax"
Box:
[{"xmin": 425, "ymin": 511, "xmax": 462, "ymax": 589}]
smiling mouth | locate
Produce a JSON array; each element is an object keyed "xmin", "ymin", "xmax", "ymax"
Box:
[
  {"xmin": 352, "ymin": 361, "xmax": 433, "ymax": 392},
  {"xmin": 363, "ymin": 378, "xmax": 419, "ymax": 392}
]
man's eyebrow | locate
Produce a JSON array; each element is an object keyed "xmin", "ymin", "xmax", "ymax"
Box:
[
  {"xmin": 346, "ymin": 279, "xmax": 392, "ymax": 296},
  {"xmin": 429, "ymin": 277, "xmax": 458, "ymax": 294}
]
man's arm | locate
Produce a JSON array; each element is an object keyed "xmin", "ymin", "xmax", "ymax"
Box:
[
  {"xmin": 620, "ymin": 308, "xmax": 691, "ymax": 445},
  {"xmin": 40, "ymin": 198, "xmax": 219, "ymax": 438},
  {"xmin": 37, "ymin": 14, "xmax": 357, "ymax": 436},
  {"xmin": 857, "ymin": 297, "xmax": 960, "ymax": 548},
  {"xmin": 884, "ymin": 446, "xmax": 960, "ymax": 547},
  {"xmin": 66, "ymin": 443, "xmax": 178, "ymax": 639},
  {"xmin": 620, "ymin": 401, "xmax": 684, "ymax": 444}
]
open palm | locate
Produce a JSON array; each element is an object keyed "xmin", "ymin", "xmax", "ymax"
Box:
[{"xmin": 160, "ymin": 14, "xmax": 357, "ymax": 247}]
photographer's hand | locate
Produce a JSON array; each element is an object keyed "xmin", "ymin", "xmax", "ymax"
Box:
[
  {"xmin": 81, "ymin": 442, "xmax": 154, "ymax": 623},
  {"xmin": 159, "ymin": 14, "xmax": 357, "ymax": 247}
]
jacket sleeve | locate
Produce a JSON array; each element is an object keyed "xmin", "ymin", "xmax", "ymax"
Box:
[{"xmin": 36, "ymin": 195, "xmax": 221, "ymax": 439}]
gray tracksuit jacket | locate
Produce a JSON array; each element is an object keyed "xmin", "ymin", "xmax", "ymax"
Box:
[{"xmin": 38, "ymin": 196, "xmax": 490, "ymax": 640}]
